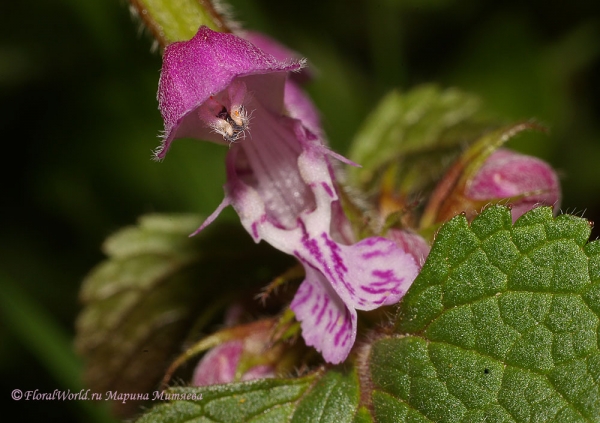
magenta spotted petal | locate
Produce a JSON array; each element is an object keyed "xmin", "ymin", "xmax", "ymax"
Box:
[
  {"xmin": 387, "ymin": 229, "xmax": 431, "ymax": 267},
  {"xmin": 291, "ymin": 237, "xmax": 417, "ymax": 364},
  {"xmin": 291, "ymin": 268, "xmax": 355, "ymax": 364}
]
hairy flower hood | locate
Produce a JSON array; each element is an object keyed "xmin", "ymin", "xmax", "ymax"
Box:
[
  {"xmin": 156, "ymin": 26, "xmax": 305, "ymax": 159},
  {"xmin": 156, "ymin": 26, "xmax": 419, "ymax": 364}
]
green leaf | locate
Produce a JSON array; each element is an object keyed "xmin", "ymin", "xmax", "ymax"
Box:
[
  {"xmin": 75, "ymin": 214, "xmax": 289, "ymax": 418},
  {"xmin": 129, "ymin": 0, "xmax": 232, "ymax": 47},
  {"xmin": 347, "ymin": 85, "xmax": 500, "ymax": 195},
  {"xmin": 367, "ymin": 205, "xmax": 600, "ymax": 422},
  {"xmin": 290, "ymin": 368, "xmax": 360, "ymax": 422},
  {"xmin": 136, "ymin": 367, "xmax": 361, "ymax": 422}
]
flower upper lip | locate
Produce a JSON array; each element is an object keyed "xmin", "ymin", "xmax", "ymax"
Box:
[{"xmin": 155, "ymin": 25, "xmax": 305, "ymax": 160}]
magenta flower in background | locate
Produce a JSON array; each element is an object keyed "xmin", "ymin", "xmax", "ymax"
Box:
[
  {"xmin": 191, "ymin": 318, "xmax": 279, "ymax": 386},
  {"xmin": 192, "ymin": 341, "xmax": 275, "ymax": 386},
  {"xmin": 156, "ymin": 26, "xmax": 419, "ymax": 364},
  {"xmin": 192, "ymin": 341, "xmax": 242, "ymax": 386},
  {"xmin": 466, "ymin": 148, "xmax": 561, "ymax": 222}
]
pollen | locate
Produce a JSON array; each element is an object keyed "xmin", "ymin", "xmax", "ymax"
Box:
[
  {"xmin": 198, "ymin": 82, "xmax": 252, "ymax": 146},
  {"xmin": 209, "ymin": 105, "xmax": 250, "ymax": 145}
]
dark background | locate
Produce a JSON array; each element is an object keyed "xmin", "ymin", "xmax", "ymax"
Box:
[{"xmin": 2, "ymin": 0, "xmax": 599, "ymax": 421}]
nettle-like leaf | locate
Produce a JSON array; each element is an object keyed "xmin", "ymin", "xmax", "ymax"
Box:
[
  {"xmin": 133, "ymin": 206, "xmax": 600, "ymax": 423},
  {"xmin": 347, "ymin": 85, "xmax": 500, "ymax": 198},
  {"xmin": 136, "ymin": 367, "xmax": 361, "ymax": 423},
  {"xmin": 367, "ymin": 205, "xmax": 600, "ymax": 422},
  {"xmin": 75, "ymin": 214, "xmax": 289, "ymax": 417}
]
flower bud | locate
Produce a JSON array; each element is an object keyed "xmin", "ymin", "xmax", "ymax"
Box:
[
  {"xmin": 465, "ymin": 148, "xmax": 560, "ymax": 222},
  {"xmin": 191, "ymin": 340, "xmax": 275, "ymax": 386}
]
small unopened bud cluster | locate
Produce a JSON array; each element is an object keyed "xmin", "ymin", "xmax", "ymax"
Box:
[{"xmin": 191, "ymin": 340, "xmax": 275, "ymax": 386}]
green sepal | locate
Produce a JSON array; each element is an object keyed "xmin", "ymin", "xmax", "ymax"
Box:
[{"xmin": 128, "ymin": 0, "xmax": 233, "ymax": 47}]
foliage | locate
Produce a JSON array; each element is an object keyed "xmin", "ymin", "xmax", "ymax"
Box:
[
  {"xmin": 4, "ymin": 0, "xmax": 600, "ymax": 422},
  {"xmin": 129, "ymin": 206, "xmax": 600, "ymax": 422}
]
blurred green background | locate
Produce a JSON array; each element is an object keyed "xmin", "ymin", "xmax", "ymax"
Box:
[{"xmin": 2, "ymin": 0, "xmax": 599, "ymax": 421}]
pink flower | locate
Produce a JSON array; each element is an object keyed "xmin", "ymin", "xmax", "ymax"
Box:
[
  {"xmin": 466, "ymin": 148, "xmax": 560, "ymax": 222},
  {"xmin": 156, "ymin": 26, "xmax": 419, "ymax": 364},
  {"xmin": 190, "ymin": 318, "xmax": 280, "ymax": 387},
  {"xmin": 192, "ymin": 341, "xmax": 275, "ymax": 386}
]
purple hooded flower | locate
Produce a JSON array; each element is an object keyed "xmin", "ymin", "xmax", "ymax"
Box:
[{"xmin": 157, "ymin": 26, "xmax": 419, "ymax": 364}]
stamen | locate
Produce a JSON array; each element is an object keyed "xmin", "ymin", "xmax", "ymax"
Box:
[
  {"xmin": 197, "ymin": 82, "xmax": 251, "ymax": 146},
  {"xmin": 229, "ymin": 105, "xmax": 247, "ymax": 128},
  {"xmin": 210, "ymin": 119, "xmax": 236, "ymax": 142}
]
